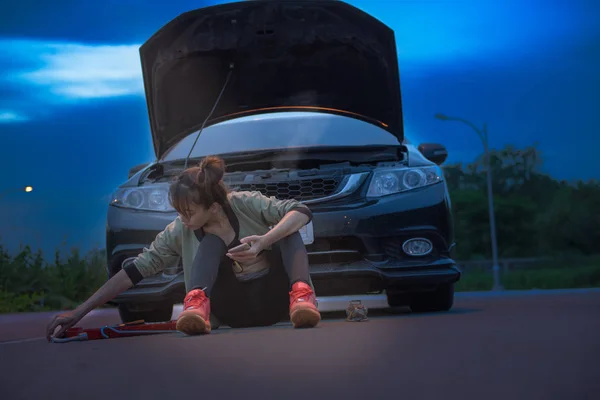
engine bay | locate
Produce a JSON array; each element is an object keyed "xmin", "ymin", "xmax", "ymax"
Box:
[{"xmin": 141, "ymin": 145, "xmax": 408, "ymax": 186}]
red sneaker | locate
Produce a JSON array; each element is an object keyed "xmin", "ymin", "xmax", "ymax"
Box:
[
  {"xmin": 176, "ymin": 289, "xmax": 211, "ymax": 335},
  {"xmin": 289, "ymin": 281, "xmax": 321, "ymax": 328}
]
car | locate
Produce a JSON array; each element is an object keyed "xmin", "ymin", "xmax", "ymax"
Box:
[{"xmin": 106, "ymin": 0, "xmax": 461, "ymax": 323}]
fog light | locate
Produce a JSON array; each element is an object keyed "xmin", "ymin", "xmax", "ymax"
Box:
[{"xmin": 402, "ymin": 238, "xmax": 433, "ymax": 256}]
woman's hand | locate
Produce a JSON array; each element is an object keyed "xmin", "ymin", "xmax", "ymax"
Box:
[
  {"xmin": 44, "ymin": 269, "xmax": 135, "ymax": 342},
  {"xmin": 226, "ymin": 235, "xmax": 268, "ymax": 263},
  {"xmin": 46, "ymin": 310, "xmax": 84, "ymax": 341}
]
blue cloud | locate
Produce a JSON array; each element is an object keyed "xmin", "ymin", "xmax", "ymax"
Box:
[
  {"xmin": 0, "ymin": 38, "xmax": 144, "ymax": 122},
  {"xmin": 0, "ymin": 110, "xmax": 28, "ymax": 123},
  {"xmin": 0, "ymin": 0, "xmax": 222, "ymax": 44},
  {"xmin": 1, "ymin": 0, "xmax": 594, "ymax": 124}
]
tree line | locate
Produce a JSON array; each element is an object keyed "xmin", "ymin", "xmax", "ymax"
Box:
[{"xmin": 444, "ymin": 144, "xmax": 600, "ymax": 260}]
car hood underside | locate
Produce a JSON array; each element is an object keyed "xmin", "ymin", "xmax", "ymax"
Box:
[{"xmin": 139, "ymin": 0, "xmax": 404, "ymax": 159}]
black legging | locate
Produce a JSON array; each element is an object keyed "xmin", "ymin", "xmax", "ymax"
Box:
[{"xmin": 188, "ymin": 231, "xmax": 311, "ymax": 328}]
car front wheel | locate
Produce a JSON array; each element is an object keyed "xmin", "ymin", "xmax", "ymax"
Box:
[
  {"xmin": 118, "ymin": 303, "xmax": 174, "ymax": 323},
  {"xmin": 409, "ymin": 283, "xmax": 455, "ymax": 313}
]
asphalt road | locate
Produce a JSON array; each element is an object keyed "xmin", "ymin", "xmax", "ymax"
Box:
[{"xmin": 1, "ymin": 289, "xmax": 600, "ymax": 400}]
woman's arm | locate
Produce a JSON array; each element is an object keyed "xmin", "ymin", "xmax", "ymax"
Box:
[
  {"xmin": 260, "ymin": 210, "xmax": 310, "ymax": 247},
  {"xmin": 73, "ymin": 269, "xmax": 134, "ymax": 318},
  {"xmin": 123, "ymin": 218, "xmax": 182, "ymax": 283},
  {"xmin": 229, "ymin": 210, "xmax": 309, "ymax": 263},
  {"xmin": 234, "ymin": 191, "xmax": 313, "ymax": 228},
  {"xmin": 46, "ymin": 269, "xmax": 134, "ymax": 339},
  {"xmin": 46, "ymin": 219, "xmax": 182, "ymax": 339},
  {"xmin": 227, "ymin": 192, "xmax": 312, "ymax": 262}
]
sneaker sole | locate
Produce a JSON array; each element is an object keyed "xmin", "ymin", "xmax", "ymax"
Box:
[
  {"xmin": 176, "ymin": 314, "xmax": 211, "ymax": 335},
  {"xmin": 290, "ymin": 308, "xmax": 321, "ymax": 329}
]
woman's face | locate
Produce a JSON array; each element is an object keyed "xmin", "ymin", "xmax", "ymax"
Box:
[{"xmin": 178, "ymin": 202, "xmax": 218, "ymax": 230}]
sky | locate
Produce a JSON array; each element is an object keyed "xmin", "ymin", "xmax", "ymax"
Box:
[{"xmin": 0, "ymin": 0, "xmax": 598, "ymax": 257}]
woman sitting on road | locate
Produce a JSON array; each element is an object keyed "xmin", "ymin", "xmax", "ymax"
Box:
[{"xmin": 47, "ymin": 156, "xmax": 321, "ymax": 339}]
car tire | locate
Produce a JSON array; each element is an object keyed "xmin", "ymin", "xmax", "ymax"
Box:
[
  {"xmin": 409, "ymin": 283, "xmax": 455, "ymax": 313},
  {"xmin": 386, "ymin": 291, "xmax": 409, "ymax": 308},
  {"xmin": 118, "ymin": 303, "xmax": 174, "ymax": 323}
]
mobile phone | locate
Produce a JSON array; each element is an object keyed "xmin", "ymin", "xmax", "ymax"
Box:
[{"xmin": 229, "ymin": 243, "xmax": 251, "ymax": 253}]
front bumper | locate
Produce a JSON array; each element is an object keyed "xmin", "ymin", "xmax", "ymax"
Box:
[
  {"xmin": 310, "ymin": 257, "xmax": 460, "ymax": 296},
  {"xmin": 112, "ymin": 257, "xmax": 460, "ymax": 304},
  {"xmin": 108, "ymin": 180, "xmax": 458, "ymax": 303}
]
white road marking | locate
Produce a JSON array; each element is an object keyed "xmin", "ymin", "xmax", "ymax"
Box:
[{"xmin": 0, "ymin": 336, "xmax": 46, "ymax": 345}]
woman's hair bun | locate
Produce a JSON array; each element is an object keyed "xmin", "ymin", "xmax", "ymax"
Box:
[{"xmin": 198, "ymin": 156, "xmax": 225, "ymax": 186}]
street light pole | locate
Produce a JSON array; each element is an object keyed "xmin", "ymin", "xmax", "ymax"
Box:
[
  {"xmin": 434, "ymin": 114, "xmax": 503, "ymax": 291},
  {"xmin": 481, "ymin": 124, "xmax": 503, "ymax": 291}
]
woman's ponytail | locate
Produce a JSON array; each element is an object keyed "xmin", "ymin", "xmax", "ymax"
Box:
[{"xmin": 197, "ymin": 156, "xmax": 225, "ymax": 187}]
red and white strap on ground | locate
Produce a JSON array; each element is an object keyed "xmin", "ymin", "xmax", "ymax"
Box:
[{"xmin": 50, "ymin": 320, "xmax": 178, "ymax": 343}]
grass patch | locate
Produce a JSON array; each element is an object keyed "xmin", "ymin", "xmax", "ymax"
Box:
[
  {"xmin": 0, "ymin": 245, "xmax": 107, "ymax": 313},
  {"xmin": 456, "ymin": 264, "xmax": 600, "ymax": 291}
]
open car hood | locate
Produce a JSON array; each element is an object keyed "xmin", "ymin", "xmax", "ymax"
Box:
[{"xmin": 140, "ymin": 0, "xmax": 404, "ymax": 159}]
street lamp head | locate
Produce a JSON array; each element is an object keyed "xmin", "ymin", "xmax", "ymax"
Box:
[
  {"xmin": 24, "ymin": 186, "xmax": 33, "ymax": 192},
  {"xmin": 434, "ymin": 113, "xmax": 449, "ymax": 121}
]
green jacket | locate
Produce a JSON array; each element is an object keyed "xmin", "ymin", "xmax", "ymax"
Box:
[{"xmin": 131, "ymin": 190, "xmax": 313, "ymax": 291}]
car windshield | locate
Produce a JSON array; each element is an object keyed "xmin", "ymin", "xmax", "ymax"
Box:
[{"xmin": 160, "ymin": 111, "xmax": 402, "ymax": 162}]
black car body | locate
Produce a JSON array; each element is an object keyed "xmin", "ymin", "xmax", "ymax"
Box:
[{"xmin": 106, "ymin": 0, "xmax": 461, "ymax": 323}]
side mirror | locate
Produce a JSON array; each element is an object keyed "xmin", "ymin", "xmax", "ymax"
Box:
[
  {"xmin": 128, "ymin": 163, "xmax": 150, "ymax": 179},
  {"xmin": 418, "ymin": 143, "xmax": 448, "ymax": 165}
]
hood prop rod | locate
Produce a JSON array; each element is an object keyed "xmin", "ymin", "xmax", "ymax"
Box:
[{"xmin": 184, "ymin": 62, "xmax": 235, "ymax": 170}]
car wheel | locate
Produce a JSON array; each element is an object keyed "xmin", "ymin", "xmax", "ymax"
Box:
[
  {"xmin": 409, "ymin": 283, "xmax": 455, "ymax": 313},
  {"xmin": 386, "ymin": 291, "xmax": 410, "ymax": 308},
  {"xmin": 118, "ymin": 303, "xmax": 174, "ymax": 323}
]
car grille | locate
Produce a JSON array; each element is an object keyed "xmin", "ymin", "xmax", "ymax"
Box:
[{"xmin": 231, "ymin": 177, "xmax": 342, "ymax": 201}]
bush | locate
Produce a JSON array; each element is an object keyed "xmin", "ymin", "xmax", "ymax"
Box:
[
  {"xmin": 0, "ymin": 244, "xmax": 108, "ymax": 313},
  {"xmin": 456, "ymin": 257, "xmax": 600, "ymax": 291}
]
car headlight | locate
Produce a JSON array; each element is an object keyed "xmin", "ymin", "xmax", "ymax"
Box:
[
  {"xmin": 366, "ymin": 165, "xmax": 443, "ymax": 197},
  {"xmin": 110, "ymin": 184, "xmax": 175, "ymax": 212}
]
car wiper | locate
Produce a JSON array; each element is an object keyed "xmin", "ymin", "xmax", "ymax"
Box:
[
  {"xmin": 165, "ymin": 150, "xmax": 285, "ymax": 166},
  {"xmin": 221, "ymin": 145, "xmax": 396, "ymax": 161},
  {"xmin": 224, "ymin": 148, "xmax": 400, "ymax": 169},
  {"xmin": 137, "ymin": 162, "xmax": 164, "ymax": 185},
  {"xmin": 221, "ymin": 150, "xmax": 287, "ymax": 161}
]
